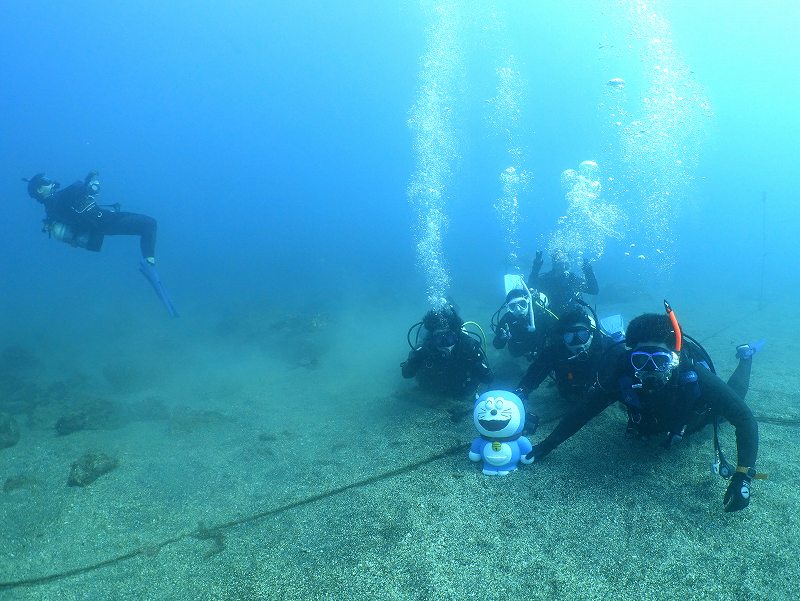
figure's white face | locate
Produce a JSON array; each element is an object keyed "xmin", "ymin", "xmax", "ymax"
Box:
[{"xmin": 473, "ymin": 394, "xmax": 522, "ymax": 438}]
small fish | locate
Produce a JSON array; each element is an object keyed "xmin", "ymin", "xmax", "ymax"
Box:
[{"xmin": 607, "ymin": 77, "xmax": 625, "ymax": 89}]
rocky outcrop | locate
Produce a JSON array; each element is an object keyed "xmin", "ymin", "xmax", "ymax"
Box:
[{"xmin": 67, "ymin": 452, "xmax": 119, "ymax": 487}]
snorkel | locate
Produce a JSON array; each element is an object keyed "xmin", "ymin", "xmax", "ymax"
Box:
[
  {"xmin": 524, "ymin": 285, "xmax": 536, "ymax": 333},
  {"xmin": 664, "ymin": 299, "xmax": 682, "ymax": 353}
]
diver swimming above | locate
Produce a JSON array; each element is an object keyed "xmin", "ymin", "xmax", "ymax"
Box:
[{"xmin": 24, "ymin": 171, "xmax": 177, "ymax": 317}]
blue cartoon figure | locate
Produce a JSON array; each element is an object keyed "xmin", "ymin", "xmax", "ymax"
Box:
[{"xmin": 469, "ymin": 390, "xmax": 534, "ymax": 476}]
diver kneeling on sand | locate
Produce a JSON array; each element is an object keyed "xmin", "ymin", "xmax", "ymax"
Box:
[
  {"xmin": 401, "ymin": 301, "xmax": 493, "ymax": 400},
  {"xmin": 24, "ymin": 171, "xmax": 177, "ymax": 317},
  {"xmin": 524, "ymin": 301, "xmax": 766, "ymax": 512}
]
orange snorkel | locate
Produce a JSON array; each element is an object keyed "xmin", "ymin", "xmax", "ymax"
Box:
[{"xmin": 664, "ymin": 299, "xmax": 682, "ymax": 352}]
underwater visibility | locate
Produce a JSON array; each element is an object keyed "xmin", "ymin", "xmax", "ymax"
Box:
[{"xmin": 2, "ymin": 1, "xmax": 799, "ymax": 599}]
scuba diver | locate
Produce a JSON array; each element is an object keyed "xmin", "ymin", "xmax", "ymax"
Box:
[
  {"xmin": 492, "ymin": 287, "xmax": 557, "ymax": 361},
  {"xmin": 528, "ymin": 250, "xmax": 598, "ymax": 317},
  {"xmin": 525, "ymin": 301, "xmax": 765, "ymax": 513},
  {"xmin": 401, "ymin": 303, "xmax": 492, "ymax": 399},
  {"xmin": 514, "ymin": 303, "xmax": 623, "ymax": 402},
  {"xmin": 24, "ymin": 171, "xmax": 177, "ymax": 317}
]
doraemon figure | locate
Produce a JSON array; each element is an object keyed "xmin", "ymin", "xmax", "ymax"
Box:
[{"xmin": 469, "ymin": 390, "xmax": 534, "ymax": 475}]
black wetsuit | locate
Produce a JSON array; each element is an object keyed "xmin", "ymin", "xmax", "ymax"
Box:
[
  {"xmin": 528, "ymin": 262, "xmax": 599, "ymax": 316},
  {"xmin": 517, "ymin": 331, "xmax": 616, "ymax": 401},
  {"xmin": 402, "ymin": 332, "xmax": 493, "ymax": 398},
  {"xmin": 41, "ymin": 181, "xmax": 157, "ymax": 258},
  {"xmin": 534, "ymin": 348, "xmax": 758, "ymax": 469},
  {"xmin": 492, "ymin": 313, "xmax": 548, "ymax": 360}
]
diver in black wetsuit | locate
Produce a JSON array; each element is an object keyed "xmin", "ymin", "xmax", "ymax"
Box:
[
  {"xmin": 492, "ymin": 288, "xmax": 556, "ymax": 361},
  {"xmin": 25, "ymin": 171, "xmax": 157, "ymax": 262},
  {"xmin": 528, "ymin": 250, "xmax": 598, "ymax": 317},
  {"xmin": 401, "ymin": 304, "xmax": 492, "ymax": 399},
  {"xmin": 526, "ymin": 305, "xmax": 763, "ymax": 513},
  {"xmin": 25, "ymin": 171, "xmax": 177, "ymax": 317},
  {"xmin": 515, "ymin": 304, "xmax": 621, "ymax": 402}
]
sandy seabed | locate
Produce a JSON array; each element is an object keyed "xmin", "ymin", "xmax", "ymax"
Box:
[{"xmin": 1, "ymin": 291, "xmax": 797, "ymax": 601}]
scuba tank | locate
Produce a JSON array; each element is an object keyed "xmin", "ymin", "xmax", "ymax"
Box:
[{"xmin": 47, "ymin": 221, "xmax": 90, "ymax": 249}]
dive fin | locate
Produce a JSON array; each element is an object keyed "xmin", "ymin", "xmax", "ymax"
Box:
[
  {"xmin": 600, "ymin": 314, "xmax": 625, "ymax": 338},
  {"xmin": 139, "ymin": 259, "xmax": 178, "ymax": 318},
  {"xmin": 735, "ymin": 340, "xmax": 765, "ymax": 360}
]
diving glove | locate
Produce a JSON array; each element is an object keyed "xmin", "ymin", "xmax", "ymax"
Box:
[
  {"xmin": 524, "ymin": 443, "xmax": 541, "ymax": 463},
  {"xmin": 723, "ymin": 472, "xmax": 751, "ymax": 512},
  {"xmin": 533, "ymin": 250, "xmax": 544, "ymax": 270},
  {"xmin": 498, "ymin": 323, "xmax": 511, "ymax": 341},
  {"xmin": 401, "ymin": 350, "xmax": 421, "ymax": 379}
]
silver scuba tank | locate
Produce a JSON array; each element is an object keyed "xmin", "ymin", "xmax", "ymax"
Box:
[{"xmin": 49, "ymin": 222, "xmax": 90, "ymax": 248}]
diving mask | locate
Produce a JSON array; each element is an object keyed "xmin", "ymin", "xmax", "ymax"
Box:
[
  {"xmin": 37, "ymin": 178, "xmax": 59, "ymax": 198},
  {"xmin": 429, "ymin": 329, "xmax": 459, "ymax": 353},
  {"xmin": 507, "ymin": 297, "xmax": 529, "ymax": 318},
  {"xmin": 563, "ymin": 326, "xmax": 593, "ymax": 357},
  {"xmin": 631, "ymin": 347, "xmax": 679, "ymax": 390},
  {"xmin": 563, "ymin": 328, "xmax": 591, "ymax": 347},
  {"xmin": 630, "ymin": 350, "xmax": 678, "ymax": 372}
]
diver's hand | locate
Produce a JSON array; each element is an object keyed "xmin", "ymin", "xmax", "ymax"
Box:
[
  {"xmin": 499, "ymin": 323, "xmax": 511, "ymax": 341},
  {"xmin": 533, "ymin": 250, "xmax": 544, "ymax": 269},
  {"xmin": 401, "ymin": 349, "xmax": 421, "ymax": 379},
  {"xmin": 723, "ymin": 472, "xmax": 751, "ymax": 512},
  {"xmin": 524, "ymin": 444, "xmax": 544, "ymax": 463},
  {"xmin": 582, "ymin": 256, "xmax": 592, "ymax": 271},
  {"xmin": 406, "ymin": 349, "xmax": 422, "ymax": 364}
]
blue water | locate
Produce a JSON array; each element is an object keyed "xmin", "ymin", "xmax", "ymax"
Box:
[{"xmin": 3, "ymin": 1, "xmax": 799, "ymax": 319}]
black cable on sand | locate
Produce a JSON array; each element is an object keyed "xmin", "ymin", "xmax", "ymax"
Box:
[
  {"xmin": 696, "ymin": 307, "xmax": 762, "ymax": 345},
  {"xmin": 4, "ymin": 408, "xmax": 794, "ymax": 592},
  {"xmin": 0, "ymin": 443, "xmax": 468, "ymax": 591},
  {"xmin": 755, "ymin": 414, "xmax": 800, "ymax": 427}
]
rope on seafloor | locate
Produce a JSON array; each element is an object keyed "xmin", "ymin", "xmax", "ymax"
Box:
[
  {"xmin": 0, "ymin": 443, "xmax": 468, "ymax": 592},
  {"xmin": 696, "ymin": 307, "xmax": 763, "ymax": 346},
  {"xmin": 694, "ymin": 312, "xmax": 800, "ymax": 427},
  {"xmin": 754, "ymin": 414, "xmax": 800, "ymax": 427},
  {"xmin": 2, "ymin": 399, "xmax": 796, "ymax": 591}
]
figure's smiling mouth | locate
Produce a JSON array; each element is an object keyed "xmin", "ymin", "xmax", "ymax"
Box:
[{"xmin": 479, "ymin": 418, "xmax": 510, "ymax": 432}]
